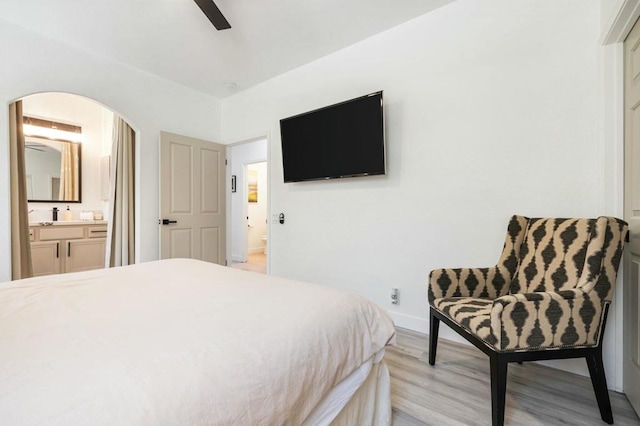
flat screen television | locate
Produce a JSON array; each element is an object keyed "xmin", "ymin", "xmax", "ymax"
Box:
[{"xmin": 280, "ymin": 91, "xmax": 385, "ymax": 183}]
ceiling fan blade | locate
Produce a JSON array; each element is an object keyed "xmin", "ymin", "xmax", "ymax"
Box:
[{"xmin": 194, "ymin": 0, "xmax": 231, "ymax": 30}]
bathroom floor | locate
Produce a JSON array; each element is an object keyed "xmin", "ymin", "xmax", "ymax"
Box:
[{"xmin": 231, "ymin": 253, "xmax": 266, "ymax": 274}]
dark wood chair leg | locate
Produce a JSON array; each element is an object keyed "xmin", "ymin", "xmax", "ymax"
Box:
[
  {"xmin": 490, "ymin": 354, "xmax": 508, "ymax": 426},
  {"xmin": 429, "ymin": 309, "xmax": 439, "ymax": 366},
  {"xmin": 586, "ymin": 350, "xmax": 614, "ymax": 424}
]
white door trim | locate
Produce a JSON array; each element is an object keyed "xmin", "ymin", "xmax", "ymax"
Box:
[
  {"xmin": 600, "ymin": 3, "xmax": 637, "ymax": 392},
  {"xmin": 602, "ymin": 0, "xmax": 640, "ymax": 45}
]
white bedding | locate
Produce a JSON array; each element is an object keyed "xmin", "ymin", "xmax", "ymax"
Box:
[{"xmin": 0, "ymin": 259, "xmax": 396, "ymax": 425}]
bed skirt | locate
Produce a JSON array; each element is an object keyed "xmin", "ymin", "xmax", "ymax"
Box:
[{"xmin": 303, "ymin": 350, "xmax": 392, "ymax": 426}]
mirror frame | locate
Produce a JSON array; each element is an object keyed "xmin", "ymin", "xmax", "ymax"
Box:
[{"xmin": 24, "ymin": 116, "xmax": 83, "ymax": 203}]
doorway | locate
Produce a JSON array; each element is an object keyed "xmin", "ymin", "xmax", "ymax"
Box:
[
  {"xmin": 21, "ymin": 93, "xmax": 112, "ymax": 276},
  {"xmin": 10, "ymin": 92, "xmax": 137, "ymax": 279},
  {"xmin": 243, "ymin": 161, "xmax": 268, "ymax": 273},
  {"xmin": 229, "ymin": 138, "xmax": 268, "ymax": 274}
]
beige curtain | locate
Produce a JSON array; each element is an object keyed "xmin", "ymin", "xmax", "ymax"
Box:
[
  {"xmin": 106, "ymin": 115, "xmax": 135, "ymax": 267},
  {"xmin": 9, "ymin": 101, "xmax": 33, "ymax": 280},
  {"xmin": 59, "ymin": 142, "xmax": 79, "ymax": 200}
]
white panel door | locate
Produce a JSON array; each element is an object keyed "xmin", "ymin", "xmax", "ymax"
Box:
[
  {"xmin": 160, "ymin": 132, "xmax": 226, "ymax": 265},
  {"xmin": 624, "ymin": 18, "xmax": 640, "ymax": 417}
]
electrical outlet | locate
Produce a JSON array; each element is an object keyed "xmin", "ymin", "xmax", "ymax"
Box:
[{"xmin": 391, "ymin": 288, "xmax": 399, "ymax": 305}]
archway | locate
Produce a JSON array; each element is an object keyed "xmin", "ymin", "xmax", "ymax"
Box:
[{"xmin": 9, "ymin": 92, "xmax": 138, "ymax": 279}]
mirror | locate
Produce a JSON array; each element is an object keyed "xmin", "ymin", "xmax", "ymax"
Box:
[{"xmin": 25, "ymin": 136, "xmax": 82, "ymax": 203}]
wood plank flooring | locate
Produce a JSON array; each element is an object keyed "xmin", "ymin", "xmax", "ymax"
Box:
[{"xmin": 387, "ymin": 328, "xmax": 640, "ymax": 426}]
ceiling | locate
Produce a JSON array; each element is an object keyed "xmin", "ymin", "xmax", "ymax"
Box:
[{"xmin": 1, "ymin": 0, "xmax": 454, "ymax": 98}]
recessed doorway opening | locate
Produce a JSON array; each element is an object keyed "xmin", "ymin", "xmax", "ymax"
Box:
[{"xmin": 229, "ymin": 138, "xmax": 268, "ymax": 274}]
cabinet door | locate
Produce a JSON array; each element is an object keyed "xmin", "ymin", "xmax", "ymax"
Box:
[
  {"xmin": 65, "ymin": 239, "xmax": 106, "ymax": 273},
  {"xmin": 31, "ymin": 241, "xmax": 62, "ymax": 277}
]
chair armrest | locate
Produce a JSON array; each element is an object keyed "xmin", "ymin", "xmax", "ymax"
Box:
[
  {"xmin": 489, "ymin": 290, "xmax": 605, "ymax": 352},
  {"xmin": 428, "ymin": 266, "xmax": 510, "ymax": 303}
]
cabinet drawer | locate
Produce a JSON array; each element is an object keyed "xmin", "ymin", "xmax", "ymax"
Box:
[
  {"xmin": 88, "ymin": 227, "xmax": 108, "ymax": 238},
  {"xmin": 39, "ymin": 227, "xmax": 85, "ymax": 241}
]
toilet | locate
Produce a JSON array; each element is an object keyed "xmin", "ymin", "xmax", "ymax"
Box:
[{"xmin": 261, "ymin": 235, "xmax": 267, "ymax": 254}]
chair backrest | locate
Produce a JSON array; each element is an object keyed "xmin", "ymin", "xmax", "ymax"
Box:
[{"xmin": 509, "ymin": 216, "xmax": 627, "ymax": 302}]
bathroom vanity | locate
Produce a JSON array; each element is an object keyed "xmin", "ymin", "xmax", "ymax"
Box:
[{"xmin": 29, "ymin": 221, "xmax": 107, "ymax": 277}]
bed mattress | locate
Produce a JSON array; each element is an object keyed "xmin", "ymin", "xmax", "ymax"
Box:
[{"xmin": 0, "ymin": 258, "xmax": 396, "ymax": 425}]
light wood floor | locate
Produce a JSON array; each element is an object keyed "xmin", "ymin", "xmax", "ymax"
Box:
[
  {"xmin": 231, "ymin": 253, "xmax": 266, "ymax": 274},
  {"xmin": 387, "ymin": 328, "xmax": 640, "ymax": 426}
]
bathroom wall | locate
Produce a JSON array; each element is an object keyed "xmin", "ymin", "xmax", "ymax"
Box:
[
  {"xmin": 247, "ymin": 161, "xmax": 268, "ymax": 253},
  {"xmin": 21, "ymin": 92, "xmax": 113, "ymax": 222}
]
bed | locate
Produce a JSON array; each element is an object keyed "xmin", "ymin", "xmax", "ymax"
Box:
[{"xmin": 0, "ymin": 258, "xmax": 396, "ymax": 425}]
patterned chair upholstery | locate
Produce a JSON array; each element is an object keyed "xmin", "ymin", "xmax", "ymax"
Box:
[{"xmin": 427, "ymin": 215, "xmax": 628, "ymax": 426}]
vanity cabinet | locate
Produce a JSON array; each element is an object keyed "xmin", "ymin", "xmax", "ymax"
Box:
[{"xmin": 30, "ymin": 223, "xmax": 108, "ymax": 277}]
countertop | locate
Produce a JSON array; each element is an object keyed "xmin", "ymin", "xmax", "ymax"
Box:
[{"xmin": 29, "ymin": 220, "xmax": 108, "ymax": 227}]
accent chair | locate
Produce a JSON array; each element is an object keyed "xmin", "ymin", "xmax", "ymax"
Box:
[{"xmin": 427, "ymin": 215, "xmax": 628, "ymax": 426}]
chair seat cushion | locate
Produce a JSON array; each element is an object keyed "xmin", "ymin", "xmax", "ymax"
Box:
[{"xmin": 433, "ymin": 297, "xmax": 495, "ymax": 345}]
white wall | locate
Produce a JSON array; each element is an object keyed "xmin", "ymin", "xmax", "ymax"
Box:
[
  {"xmin": 0, "ymin": 18, "xmax": 222, "ymax": 281},
  {"xmin": 221, "ymin": 0, "xmax": 622, "ymax": 387},
  {"xmin": 22, "ymin": 92, "xmax": 113, "ymax": 220},
  {"xmin": 229, "ymin": 139, "xmax": 268, "ymax": 261}
]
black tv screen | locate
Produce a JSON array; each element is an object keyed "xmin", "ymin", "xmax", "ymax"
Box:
[{"xmin": 280, "ymin": 91, "xmax": 385, "ymax": 183}]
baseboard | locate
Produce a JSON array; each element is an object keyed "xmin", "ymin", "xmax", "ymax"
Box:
[
  {"xmin": 387, "ymin": 311, "xmax": 495, "ymax": 349},
  {"xmin": 248, "ymin": 247, "xmax": 265, "ymax": 254},
  {"xmin": 388, "ymin": 311, "xmax": 429, "ymax": 334}
]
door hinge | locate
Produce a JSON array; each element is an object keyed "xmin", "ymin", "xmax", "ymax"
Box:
[
  {"xmin": 225, "ymin": 260, "xmax": 228, "ymax": 266},
  {"xmin": 225, "ymin": 159, "xmax": 228, "ymax": 165}
]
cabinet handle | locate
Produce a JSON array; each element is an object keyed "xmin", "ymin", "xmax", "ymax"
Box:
[
  {"xmin": 67, "ymin": 242, "xmax": 71, "ymax": 257},
  {"xmin": 56, "ymin": 242, "xmax": 59, "ymax": 258}
]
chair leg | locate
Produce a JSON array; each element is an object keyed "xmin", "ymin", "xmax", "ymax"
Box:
[
  {"xmin": 490, "ymin": 354, "xmax": 508, "ymax": 426},
  {"xmin": 429, "ymin": 309, "xmax": 440, "ymax": 366},
  {"xmin": 586, "ymin": 350, "xmax": 614, "ymax": 424}
]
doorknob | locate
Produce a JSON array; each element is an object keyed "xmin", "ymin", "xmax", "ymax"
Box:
[{"xmin": 161, "ymin": 219, "xmax": 177, "ymax": 225}]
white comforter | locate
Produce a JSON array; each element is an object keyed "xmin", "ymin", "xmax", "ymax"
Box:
[{"xmin": 0, "ymin": 259, "xmax": 395, "ymax": 425}]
